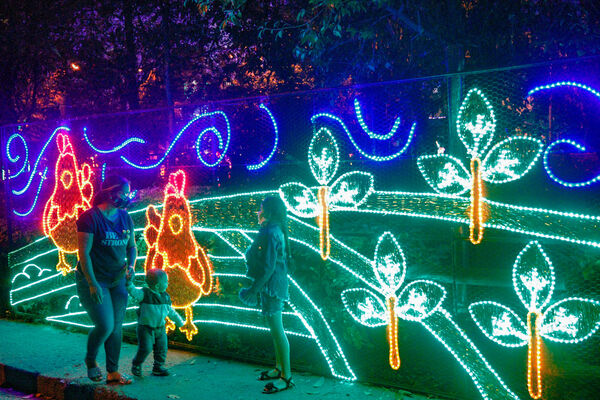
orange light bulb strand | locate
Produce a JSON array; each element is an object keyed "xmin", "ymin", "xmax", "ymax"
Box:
[
  {"xmin": 527, "ymin": 311, "xmax": 543, "ymax": 399},
  {"xmin": 42, "ymin": 132, "xmax": 93, "ymax": 276},
  {"xmin": 318, "ymin": 186, "xmax": 330, "ymax": 260},
  {"xmin": 469, "ymin": 157, "xmax": 484, "ymax": 245},
  {"xmin": 387, "ymin": 296, "xmax": 401, "ymax": 370},
  {"xmin": 143, "ymin": 169, "xmax": 214, "ymax": 341}
]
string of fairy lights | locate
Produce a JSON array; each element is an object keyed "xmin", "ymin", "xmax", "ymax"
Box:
[{"xmin": 4, "ymin": 82, "xmax": 600, "ymax": 399}]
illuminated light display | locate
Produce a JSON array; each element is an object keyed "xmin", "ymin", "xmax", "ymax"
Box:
[
  {"xmin": 416, "ymin": 154, "xmax": 471, "ymax": 195},
  {"xmin": 353, "ymin": 98, "xmax": 402, "ymax": 140},
  {"xmin": 543, "ymin": 139, "xmax": 600, "ymax": 187},
  {"xmin": 246, "ymin": 104, "xmax": 279, "ymax": 170},
  {"xmin": 469, "ymin": 157, "xmax": 484, "ymax": 244},
  {"xmin": 64, "ymin": 295, "xmax": 81, "ymax": 310},
  {"xmin": 83, "ymin": 127, "xmax": 146, "ymax": 153},
  {"xmin": 120, "ymin": 111, "xmax": 231, "ymax": 169},
  {"xmin": 42, "ymin": 133, "xmax": 93, "ymax": 275},
  {"xmin": 527, "ymin": 81, "xmax": 600, "ymax": 99},
  {"xmin": 6, "ymin": 133, "xmax": 28, "ymax": 179},
  {"xmin": 280, "ymin": 127, "xmax": 375, "ymax": 259},
  {"xmin": 311, "ymin": 112, "xmax": 416, "ymax": 162},
  {"xmin": 13, "ymin": 167, "xmax": 48, "ymax": 217},
  {"xmin": 469, "ymin": 241, "xmax": 600, "ymax": 399},
  {"xmin": 317, "ymin": 186, "xmax": 330, "ymax": 260},
  {"xmin": 143, "ymin": 170, "xmax": 214, "ymax": 340},
  {"xmin": 526, "ymin": 311, "xmax": 542, "ymax": 399},
  {"xmin": 12, "ymin": 126, "xmax": 69, "ymax": 196},
  {"xmin": 341, "ymin": 232, "xmax": 518, "ymax": 399},
  {"xmin": 456, "ymin": 88, "xmax": 496, "ymax": 158},
  {"xmin": 418, "ymin": 88, "xmax": 543, "ymax": 244},
  {"xmin": 527, "ymin": 81, "xmax": 600, "ymax": 188},
  {"xmin": 194, "ymin": 127, "xmax": 224, "ymax": 167},
  {"xmin": 6, "ymin": 79, "xmax": 600, "ymax": 400},
  {"xmin": 101, "ymin": 163, "xmax": 106, "ymax": 182},
  {"xmin": 10, "ymin": 187, "xmax": 600, "ymax": 398}
]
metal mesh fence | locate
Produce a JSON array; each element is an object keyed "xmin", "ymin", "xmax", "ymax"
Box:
[{"xmin": 2, "ymin": 57, "xmax": 600, "ymax": 400}]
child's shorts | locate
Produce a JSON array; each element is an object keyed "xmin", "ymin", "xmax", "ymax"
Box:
[{"xmin": 260, "ymin": 292, "xmax": 285, "ymax": 316}]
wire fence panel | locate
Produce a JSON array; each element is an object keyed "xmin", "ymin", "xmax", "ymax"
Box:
[{"xmin": 3, "ymin": 58, "xmax": 600, "ymax": 400}]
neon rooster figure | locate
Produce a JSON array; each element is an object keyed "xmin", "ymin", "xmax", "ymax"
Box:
[
  {"xmin": 42, "ymin": 132, "xmax": 93, "ymax": 275},
  {"xmin": 144, "ymin": 170, "xmax": 214, "ymax": 340}
]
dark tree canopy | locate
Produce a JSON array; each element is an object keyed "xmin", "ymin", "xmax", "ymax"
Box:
[{"xmin": 0, "ymin": 0, "xmax": 599, "ymax": 124}]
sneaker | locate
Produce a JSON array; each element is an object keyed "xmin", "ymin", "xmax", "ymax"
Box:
[
  {"xmin": 152, "ymin": 366, "xmax": 170, "ymax": 376},
  {"xmin": 131, "ymin": 364, "xmax": 142, "ymax": 377}
]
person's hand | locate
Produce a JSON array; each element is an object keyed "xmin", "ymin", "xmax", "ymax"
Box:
[
  {"xmin": 89, "ymin": 282, "xmax": 103, "ymax": 304},
  {"xmin": 126, "ymin": 266, "xmax": 135, "ymax": 283},
  {"xmin": 239, "ymin": 287, "xmax": 258, "ymax": 306}
]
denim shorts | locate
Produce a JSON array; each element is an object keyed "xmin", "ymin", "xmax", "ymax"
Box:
[{"xmin": 260, "ymin": 292, "xmax": 285, "ymax": 316}]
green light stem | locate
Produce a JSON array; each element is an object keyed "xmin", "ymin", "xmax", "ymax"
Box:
[{"xmin": 421, "ymin": 309, "xmax": 520, "ymax": 400}]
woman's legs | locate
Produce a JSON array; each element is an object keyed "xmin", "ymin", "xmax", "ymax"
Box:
[
  {"xmin": 77, "ymin": 278, "xmax": 115, "ymax": 368},
  {"xmin": 105, "ymin": 282, "xmax": 128, "ymax": 373},
  {"xmin": 265, "ymin": 311, "xmax": 291, "ymax": 379}
]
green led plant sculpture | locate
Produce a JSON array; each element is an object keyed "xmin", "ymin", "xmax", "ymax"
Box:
[
  {"xmin": 341, "ymin": 231, "xmax": 519, "ymax": 400},
  {"xmin": 279, "ymin": 127, "xmax": 374, "ymax": 260},
  {"xmin": 417, "ymin": 88, "xmax": 543, "ymax": 244},
  {"xmin": 469, "ymin": 241, "xmax": 600, "ymax": 399}
]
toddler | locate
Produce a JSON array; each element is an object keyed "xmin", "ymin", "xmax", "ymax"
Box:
[{"xmin": 127, "ymin": 268, "xmax": 184, "ymax": 377}]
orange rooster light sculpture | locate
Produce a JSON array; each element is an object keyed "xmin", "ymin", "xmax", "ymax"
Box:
[
  {"xmin": 144, "ymin": 170, "xmax": 214, "ymax": 340},
  {"xmin": 42, "ymin": 132, "xmax": 93, "ymax": 275}
]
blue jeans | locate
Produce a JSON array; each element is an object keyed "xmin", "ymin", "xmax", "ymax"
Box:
[
  {"xmin": 76, "ymin": 272, "xmax": 128, "ymax": 373},
  {"xmin": 132, "ymin": 324, "xmax": 168, "ymax": 369}
]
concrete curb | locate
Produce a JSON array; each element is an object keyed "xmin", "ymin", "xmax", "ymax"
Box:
[{"xmin": 0, "ymin": 363, "xmax": 137, "ymax": 400}]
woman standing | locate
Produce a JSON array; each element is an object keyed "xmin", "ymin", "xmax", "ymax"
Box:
[
  {"xmin": 240, "ymin": 196, "xmax": 294, "ymax": 394},
  {"xmin": 76, "ymin": 175, "xmax": 136, "ymax": 384}
]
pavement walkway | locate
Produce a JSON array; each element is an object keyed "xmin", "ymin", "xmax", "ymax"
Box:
[{"xmin": 0, "ymin": 319, "xmax": 442, "ymax": 400}]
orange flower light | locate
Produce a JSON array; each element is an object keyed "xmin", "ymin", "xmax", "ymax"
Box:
[
  {"xmin": 42, "ymin": 131, "xmax": 93, "ymax": 275},
  {"xmin": 144, "ymin": 170, "xmax": 214, "ymax": 340}
]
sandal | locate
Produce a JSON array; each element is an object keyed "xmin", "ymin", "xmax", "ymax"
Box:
[
  {"xmin": 87, "ymin": 366, "xmax": 102, "ymax": 382},
  {"xmin": 263, "ymin": 376, "xmax": 294, "ymax": 394},
  {"xmin": 106, "ymin": 372, "xmax": 133, "ymax": 385},
  {"xmin": 258, "ymin": 368, "xmax": 281, "ymax": 381}
]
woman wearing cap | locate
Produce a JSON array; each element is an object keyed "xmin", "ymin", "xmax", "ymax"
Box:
[{"xmin": 76, "ymin": 175, "xmax": 136, "ymax": 384}]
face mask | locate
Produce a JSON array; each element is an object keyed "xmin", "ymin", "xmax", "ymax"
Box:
[{"xmin": 112, "ymin": 194, "xmax": 131, "ymax": 209}]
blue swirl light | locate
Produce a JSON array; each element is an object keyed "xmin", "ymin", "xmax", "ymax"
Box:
[
  {"xmin": 6, "ymin": 133, "xmax": 29, "ymax": 179},
  {"xmin": 528, "ymin": 81, "xmax": 600, "ymax": 99},
  {"xmin": 529, "ymin": 81, "xmax": 600, "ymax": 188},
  {"xmin": 12, "ymin": 126, "xmax": 69, "ymax": 196},
  {"xmin": 311, "ymin": 113, "xmax": 416, "ymax": 162},
  {"xmin": 83, "ymin": 127, "xmax": 146, "ymax": 154},
  {"xmin": 13, "ymin": 167, "xmax": 48, "ymax": 217},
  {"xmin": 195, "ymin": 127, "xmax": 225, "ymax": 167},
  {"xmin": 354, "ymin": 98, "xmax": 401, "ymax": 140},
  {"xmin": 120, "ymin": 111, "xmax": 231, "ymax": 169},
  {"xmin": 247, "ymin": 104, "xmax": 279, "ymax": 171},
  {"xmin": 543, "ymin": 139, "xmax": 600, "ymax": 187}
]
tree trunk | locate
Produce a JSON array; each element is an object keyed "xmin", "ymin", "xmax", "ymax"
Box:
[
  {"xmin": 123, "ymin": 0, "xmax": 139, "ymax": 110},
  {"xmin": 161, "ymin": 0, "xmax": 174, "ymax": 135}
]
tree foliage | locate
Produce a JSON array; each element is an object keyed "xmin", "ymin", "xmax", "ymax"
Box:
[{"xmin": 191, "ymin": 0, "xmax": 600, "ymax": 85}]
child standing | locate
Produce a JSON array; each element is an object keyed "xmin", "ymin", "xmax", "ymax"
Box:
[{"xmin": 127, "ymin": 268, "xmax": 184, "ymax": 377}]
